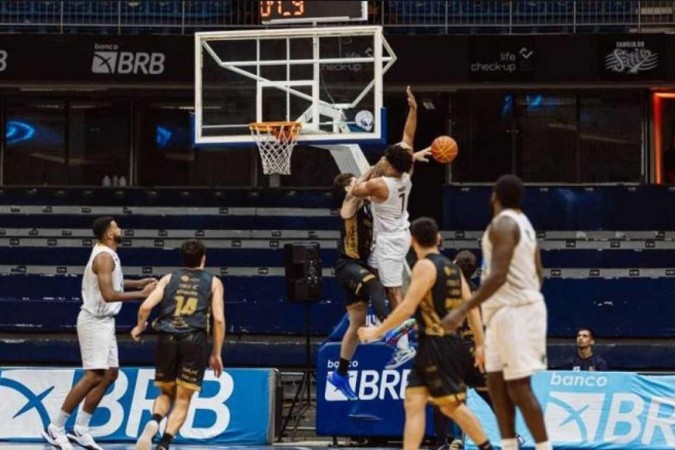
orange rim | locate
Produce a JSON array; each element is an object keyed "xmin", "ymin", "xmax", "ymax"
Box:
[{"xmin": 249, "ymin": 122, "xmax": 301, "ymax": 139}]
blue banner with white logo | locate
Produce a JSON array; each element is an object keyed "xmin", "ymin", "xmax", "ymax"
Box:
[
  {"xmin": 317, "ymin": 342, "xmax": 435, "ymax": 437},
  {"xmin": 466, "ymin": 371, "xmax": 675, "ymax": 450},
  {"xmin": 317, "ymin": 341, "xmax": 675, "ymax": 449},
  {"xmin": 0, "ymin": 367, "xmax": 276, "ymax": 444}
]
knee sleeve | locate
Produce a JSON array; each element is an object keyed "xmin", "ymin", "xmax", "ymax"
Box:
[{"xmin": 363, "ymin": 277, "xmax": 389, "ymax": 322}]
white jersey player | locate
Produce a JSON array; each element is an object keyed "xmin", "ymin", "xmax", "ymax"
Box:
[
  {"xmin": 42, "ymin": 217, "xmax": 156, "ymax": 450},
  {"xmin": 441, "ymin": 175, "xmax": 552, "ymax": 450},
  {"xmin": 350, "ymin": 86, "xmax": 431, "ymax": 368}
]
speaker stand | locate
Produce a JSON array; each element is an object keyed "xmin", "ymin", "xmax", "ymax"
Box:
[{"xmin": 278, "ymin": 302, "xmax": 314, "ymax": 441}]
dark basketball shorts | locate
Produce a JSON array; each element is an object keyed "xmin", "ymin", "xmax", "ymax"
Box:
[
  {"xmin": 407, "ymin": 335, "xmax": 474, "ymax": 405},
  {"xmin": 154, "ymin": 330, "xmax": 208, "ymax": 391},
  {"xmin": 464, "ymin": 340, "xmax": 488, "ymax": 393},
  {"xmin": 335, "ymin": 257, "xmax": 377, "ymax": 308}
]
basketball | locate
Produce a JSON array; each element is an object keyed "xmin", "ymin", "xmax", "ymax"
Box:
[{"xmin": 431, "ymin": 136, "xmax": 458, "ymax": 163}]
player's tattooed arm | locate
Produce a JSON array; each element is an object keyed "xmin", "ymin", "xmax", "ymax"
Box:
[{"xmin": 351, "ymin": 177, "xmax": 388, "ymax": 202}]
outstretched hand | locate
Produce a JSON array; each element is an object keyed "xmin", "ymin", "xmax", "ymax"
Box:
[
  {"xmin": 406, "ymin": 85, "xmax": 417, "ymax": 110},
  {"xmin": 413, "ymin": 147, "xmax": 432, "ymax": 163}
]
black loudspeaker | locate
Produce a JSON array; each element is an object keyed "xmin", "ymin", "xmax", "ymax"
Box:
[{"xmin": 284, "ymin": 243, "xmax": 322, "ymax": 302}]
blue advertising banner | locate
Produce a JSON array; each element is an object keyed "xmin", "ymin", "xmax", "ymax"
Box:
[
  {"xmin": 0, "ymin": 367, "xmax": 276, "ymax": 444},
  {"xmin": 316, "ymin": 342, "xmax": 435, "ymax": 438},
  {"xmin": 467, "ymin": 371, "xmax": 675, "ymax": 449},
  {"xmin": 318, "ymin": 341, "xmax": 675, "ymax": 449}
]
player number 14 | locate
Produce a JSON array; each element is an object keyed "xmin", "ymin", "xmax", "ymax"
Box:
[
  {"xmin": 259, "ymin": 1, "xmax": 305, "ymax": 18},
  {"xmin": 174, "ymin": 295, "xmax": 198, "ymax": 316}
]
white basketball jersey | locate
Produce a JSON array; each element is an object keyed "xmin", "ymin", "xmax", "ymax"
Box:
[
  {"xmin": 81, "ymin": 244, "xmax": 124, "ymax": 317},
  {"xmin": 372, "ymin": 174, "xmax": 412, "ymax": 233},
  {"xmin": 481, "ymin": 209, "xmax": 544, "ymax": 323}
]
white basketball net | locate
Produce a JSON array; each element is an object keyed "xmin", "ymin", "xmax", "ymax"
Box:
[{"xmin": 249, "ymin": 122, "xmax": 302, "ymax": 175}]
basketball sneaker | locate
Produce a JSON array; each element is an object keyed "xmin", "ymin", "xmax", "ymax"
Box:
[
  {"xmin": 41, "ymin": 424, "xmax": 74, "ymax": 450},
  {"xmin": 136, "ymin": 419, "xmax": 160, "ymax": 450},
  {"xmin": 517, "ymin": 433, "xmax": 526, "ymax": 446},
  {"xmin": 385, "ymin": 346, "xmax": 416, "ymax": 369},
  {"xmin": 383, "ymin": 318, "xmax": 416, "ymax": 347},
  {"xmin": 67, "ymin": 426, "xmax": 103, "ymax": 450},
  {"xmin": 326, "ymin": 371, "xmax": 358, "ymax": 400}
]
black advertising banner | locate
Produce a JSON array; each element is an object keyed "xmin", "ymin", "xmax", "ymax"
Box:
[
  {"xmin": 597, "ymin": 34, "xmax": 664, "ymax": 80},
  {"xmin": 467, "ymin": 36, "xmax": 536, "ymax": 82},
  {"xmin": 0, "ymin": 34, "xmax": 193, "ymax": 83},
  {"xmin": 0, "ymin": 33, "xmax": 674, "ymax": 86},
  {"xmin": 533, "ymin": 34, "xmax": 597, "ymax": 82},
  {"xmin": 385, "ymin": 35, "xmax": 468, "ymax": 84}
]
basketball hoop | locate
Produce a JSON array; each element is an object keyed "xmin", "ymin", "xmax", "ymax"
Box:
[{"xmin": 249, "ymin": 121, "xmax": 302, "ymax": 175}]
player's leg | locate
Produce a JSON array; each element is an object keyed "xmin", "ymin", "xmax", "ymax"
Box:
[
  {"xmin": 433, "ymin": 337, "xmax": 492, "ymax": 449},
  {"xmin": 43, "ymin": 311, "xmax": 110, "ymax": 450},
  {"xmin": 403, "ymin": 358, "xmax": 430, "ymax": 450},
  {"xmin": 439, "ymin": 402, "xmax": 491, "ymax": 449},
  {"xmin": 68, "ymin": 365, "xmax": 118, "ymax": 450},
  {"xmin": 404, "ymin": 387, "xmax": 429, "ymax": 450},
  {"xmin": 136, "ymin": 332, "xmax": 179, "ymax": 450},
  {"xmin": 329, "ymin": 261, "xmax": 371, "ymax": 398},
  {"xmin": 156, "ymin": 330, "xmax": 209, "ymax": 450},
  {"xmin": 328, "ymin": 302, "xmax": 366, "ymax": 400},
  {"xmin": 156, "ymin": 385, "xmax": 195, "ymax": 450},
  {"xmin": 379, "ymin": 255, "xmax": 415, "ymax": 368},
  {"xmin": 501, "ymin": 302, "xmax": 550, "ymax": 449},
  {"xmin": 136, "ymin": 384, "xmax": 176, "ymax": 450},
  {"xmin": 75, "ymin": 328, "xmax": 120, "ymax": 448}
]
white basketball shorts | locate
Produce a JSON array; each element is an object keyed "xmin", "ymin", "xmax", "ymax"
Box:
[
  {"xmin": 484, "ymin": 300, "xmax": 548, "ymax": 380},
  {"xmin": 77, "ymin": 309, "xmax": 119, "ymax": 370},
  {"xmin": 368, "ymin": 229, "xmax": 412, "ymax": 288}
]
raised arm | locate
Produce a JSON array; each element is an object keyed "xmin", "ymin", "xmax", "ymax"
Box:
[
  {"xmin": 95, "ymin": 253, "xmax": 156, "ymax": 303},
  {"xmin": 401, "ymin": 86, "xmax": 417, "ymax": 149}
]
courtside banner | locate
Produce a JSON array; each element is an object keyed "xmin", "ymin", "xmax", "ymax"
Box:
[
  {"xmin": 0, "ymin": 367, "xmax": 276, "ymax": 444},
  {"xmin": 316, "ymin": 342, "xmax": 435, "ymax": 437},
  {"xmin": 471, "ymin": 371, "xmax": 674, "ymax": 450}
]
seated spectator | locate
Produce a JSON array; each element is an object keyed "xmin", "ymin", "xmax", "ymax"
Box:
[{"xmin": 565, "ymin": 327, "xmax": 608, "ymax": 371}]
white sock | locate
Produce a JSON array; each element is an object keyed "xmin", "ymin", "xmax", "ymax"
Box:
[
  {"xmin": 53, "ymin": 410, "xmax": 70, "ymax": 429},
  {"xmin": 76, "ymin": 411, "xmax": 92, "ymax": 429},
  {"xmin": 501, "ymin": 438, "xmax": 519, "ymax": 450},
  {"xmin": 535, "ymin": 442, "xmax": 552, "ymax": 450},
  {"xmin": 397, "ymin": 333, "xmax": 410, "ymax": 350}
]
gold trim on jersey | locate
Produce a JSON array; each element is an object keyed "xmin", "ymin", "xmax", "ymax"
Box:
[
  {"xmin": 177, "ymin": 379, "xmax": 202, "ymax": 392},
  {"xmin": 429, "ymin": 391, "xmax": 467, "ymax": 406},
  {"xmin": 405, "ymin": 386, "xmax": 429, "ymax": 396},
  {"xmin": 420, "ymin": 291, "xmax": 445, "ymax": 336},
  {"xmin": 344, "ymin": 216, "xmax": 360, "ymax": 260}
]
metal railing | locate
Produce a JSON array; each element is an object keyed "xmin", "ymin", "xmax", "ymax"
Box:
[{"xmin": 0, "ymin": 1, "xmax": 673, "ymax": 34}]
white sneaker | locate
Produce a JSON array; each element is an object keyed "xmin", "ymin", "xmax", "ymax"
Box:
[
  {"xmin": 136, "ymin": 420, "xmax": 159, "ymax": 450},
  {"xmin": 385, "ymin": 346, "xmax": 417, "ymax": 369},
  {"xmin": 67, "ymin": 425, "xmax": 103, "ymax": 450},
  {"xmin": 41, "ymin": 424, "xmax": 74, "ymax": 450}
]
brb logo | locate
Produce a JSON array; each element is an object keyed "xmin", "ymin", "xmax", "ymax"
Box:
[
  {"xmin": 0, "ymin": 368, "xmax": 233, "ymax": 440},
  {"xmin": 544, "ymin": 372, "xmax": 675, "ymax": 446},
  {"xmin": 324, "ymin": 366, "xmax": 410, "ymax": 402},
  {"xmin": 92, "ymin": 44, "xmax": 165, "ymax": 75}
]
